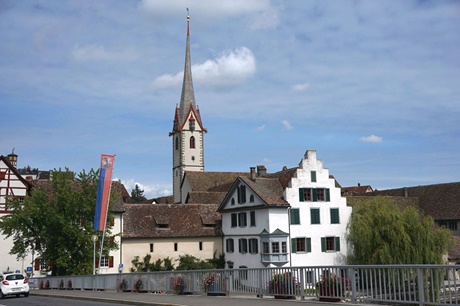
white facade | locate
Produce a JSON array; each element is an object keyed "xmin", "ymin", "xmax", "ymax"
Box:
[
  {"xmin": 219, "ymin": 150, "xmax": 351, "ymax": 271},
  {"xmin": 285, "ymin": 150, "xmax": 351, "ymax": 266}
]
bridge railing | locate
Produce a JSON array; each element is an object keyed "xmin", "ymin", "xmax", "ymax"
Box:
[{"xmin": 30, "ymin": 264, "xmax": 459, "ymax": 305}]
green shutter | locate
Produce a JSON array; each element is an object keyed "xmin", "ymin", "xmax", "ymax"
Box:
[
  {"xmin": 311, "ymin": 208, "xmax": 320, "ymax": 224},
  {"xmin": 321, "ymin": 237, "xmax": 326, "ymax": 252},
  {"xmin": 335, "ymin": 237, "xmax": 341, "ymax": 252},
  {"xmin": 250, "ymin": 211, "xmax": 256, "ymax": 226},
  {"xmin": 299, "ymin": 188, "xmax": 305, "ymax": 202},
  {"xmin": 325, "ymin": 188, "xmax": 330, "ymax": 201},
  {"xmin": 306, "ymin": 238, "xmax": 311, "ymax": 252},
  {"xmin": 311, "ymin": 171, "xmax": 316, "ymax": 182},
  {"xmin": 290, "ymin": 208, "xmax": 300, "ymax": 225},
  {"xmin": 291, "ymin": 238, "xmax": 297, "ymax": 253},
  {"xmin": 313, "ymin": 188, "xmax": 318, "ymax": 202},
  {"xmin": 330, "ymin": 208, "xmax": 339, "ymax": 224}
]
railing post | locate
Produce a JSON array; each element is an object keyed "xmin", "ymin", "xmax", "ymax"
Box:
[
  {"xmin": 417, "ymin": 267, "xmax": 425, "ymax": 306},
  {"xmin": 300, "ymin": 268, "xmax": 305, "ymax": 300},
  {"xmin": 258, "ymin": 269, "xmax": 263, "ymax": 298},
  {"xmin": 349, "ymin": 267, "xmax": 357, "ymax": 303}
]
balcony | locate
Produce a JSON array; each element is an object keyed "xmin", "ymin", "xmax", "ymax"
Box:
[{"xmin": 260, "ymin": 253, "xmax": 288, "ymax": 264}]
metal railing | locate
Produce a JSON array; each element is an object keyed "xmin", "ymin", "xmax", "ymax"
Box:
[{"xmin": 30, "ymin": 265, "xmax": 460, "ymax": 305}]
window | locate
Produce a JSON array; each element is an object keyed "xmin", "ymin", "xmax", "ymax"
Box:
[
  {"xmin": 321, "ymin": 237, "xmax": 340, "ymax": 252},
  {"xmin": 226, "ymin": 238, "xmax": 234, "ymax": 253},
  {"xmin": 174, "ymin": 242, "xmax": 178, "ymax": 252},
  {"xmin": 231, "ymin": 198, "xmax": 235, "ymax": 205},
  {"xmin": 231, "ymin": 213, "xmax": 237, "ymax": 227},
  {"xmin": 239, "ymin": 238, "xmax": 248, "ymax": 253},
  {"xmin": 175, "ymin": 137, "xmax": 179, "ymax": 150},
  {"xmin": 291, "ymin": 237, "xmax": 311, "ymax": 253},
  {"xmin": 311, "ymin": 208, "xmax": 320, "ymax": 224},
  {"xmin": 189, "ymin": 119, "xmax": 195, "ymax": 131},
  {"xmin": 96, "ymin": 256, "xmax": 114, "ymax": 268},
  {"xmin": 438, "ymin": 220, "xmax": 458, "ymax": 231},
  {"xmin": 263, "ymin": 242, "xmax": 269, "ymax": 253},
  {"xmin": 199, "ymin": 241, "xmax": 203, "ymax": 251},
  {"xmin": 150, "ymin": 243, "xmax": 154, "ymax": 252},
  {"xmin": 300, "ymin": 188, "xmax": 330, "ymax": 202},
  {"xmin": 311, "ymin": 171, "xmax": 317, "ymax": 182},
  {"xmin": 100, "ymin": 257, "xmax": 109, "ymax": 268},
  {"xmin": 281, "ymin": 241, "xmax": 287, "ymax": 253},
  {"xmin": 250, "ymin": 211, "xmax": 256, "ymax": 226},
  {"xmin": 330, "ymin": 208, "xmax": 340, "ymax": 224},
  {"xmin": 238, "ymin": 212, "xmax": 247, "ymax": 227},
  {"xmin": 237, "ymin": 185, "xmax": 246, "ymax": 203},
  {"xmin": 190, "ymin": 136, "xmax": 195, "ymax": 149},
  {"xmin": 249, "ymin": 238, "xmax": 258, "ymax": 254},
  {"xmin": 272, "ymin": 242, "xmax": 280, "ymax": 253},
  {"xmin": 290, "ymin": 208, "xmax": 300, "ymax": 225},
  {"xmin": 249, "ymin": 195, "xmax": 254, "ymax": 202}
]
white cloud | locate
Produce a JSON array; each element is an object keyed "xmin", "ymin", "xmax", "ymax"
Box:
[
  {"xmin": 72, "ymin": 44, "xmax": 138, "ymax": 62},
  {"xmin": 255, "ymin": 125, "xmax": 266, "ymax": 132},
  {"xmin": 151, "ymin": 47, "xmax": 256, "ymax": 89},
  {"xmin": 360, "ymin": 135, "xmax": 383, "ymax": 143},
  {"xmin": 292, "ymin": 83, "xmax": 310, "ymax": 92},
  {"xmin": 120, "ymin": 178, "xmax": 172, "ymax": 199},
  {"xmin": 281, "ymin": 120, "xmax": 293, "ymax": 130}
]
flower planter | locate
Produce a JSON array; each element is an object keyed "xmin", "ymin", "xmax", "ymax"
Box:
[{"xmin": 318, "ymin": 287, "xmax": 340, "ymax": 302}]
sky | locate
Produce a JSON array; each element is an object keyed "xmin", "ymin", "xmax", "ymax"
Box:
[{"xmin": 1, "ymin": 0, "xmax": 459, "ymax": 199}]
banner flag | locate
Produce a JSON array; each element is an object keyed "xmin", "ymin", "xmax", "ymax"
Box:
[{"xmin": 94, "ymin": 154, "xmax": 115, "ymax": 231}]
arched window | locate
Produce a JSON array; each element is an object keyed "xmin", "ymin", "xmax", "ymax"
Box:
[
  {"xmin": 175, "ymin": 136, "xmax": 179, "ymax": 150},
  {"xmin": 190, "ymin": 136, "xmax": 195, "ymax": 149}
]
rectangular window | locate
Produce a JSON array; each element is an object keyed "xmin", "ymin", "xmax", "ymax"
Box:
[
  {"xmin": 321, "ymin": 237, "xmax": 340, "ymax": 252},
  {"xmin": 199, "ymin": 241, "xmax": 203, "ymax": 251},
  {"xmin": 291, "ymin": 237, "xmax": 311, "ymax": 253},
  {"xmin": 263, "ymin": 242, "xmax": 269, "ymax": 253},
  {"xmin": 249, "ymin": 238, "xmax": 258, "ymax": 254},
  {"xmin": 311, "ymin": 208, "xmax": 320, "ymax": 224},
  {"xmin": 290, "ymin": 208, "xmax": 300, "ymax": 225},
  {"xmin": 174, "ymin": 242, "xmax": 178, "ymax": 252},
  {"xmin": 238, "ymin": 212, "xmax": 247, "ymax": 227},
  {"xmin": 239, "ymin": 238, "xmax": 248, "ymax": 253},
  {"xmin": 272, "ymin": 242, "xmax": 280, "ymax": 253},
  {"xmin": 250, "ymin": 211, "xmax": 256, "ymax": 226},
  {"xmin": 299, "ymin": 188, "xmax": 312, "ymax": 202},
  {"xmin": 281, "ymin": 241, "xmax": 287, "ymax": 253},
  {"xmin": 150, "ymin": 243, "xmax": 154, "ymax": 252},
  {"xmin": 311, "ymin": 171, "xmax": 317, "ymax": 182},
  {"xmin": 100, "ymin": 257, "xmax": 109, "ymax": 268},
  {"xmin": 226, "ymin": 238, "xmax": 234, "ymax": 253},
  {"xmin": 231, "ymin": 213, "xmax": 237, "ymax": 227},
  {"xmin": 330, "ymin": 208, "xmax": 340, "ymax": 224},
  {"xmin": 317, "ymin": 188, "xmax": 324, "ymax": 201}
]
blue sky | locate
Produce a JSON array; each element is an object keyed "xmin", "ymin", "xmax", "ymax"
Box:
[{"xmin": 1, "ymin": 0, "xmax": 459, "ymax": 198}]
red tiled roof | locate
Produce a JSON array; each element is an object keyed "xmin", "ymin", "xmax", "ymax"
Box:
[{"xmin": 123, "ymin": 203, "xmax": 222, "ymax": 238}]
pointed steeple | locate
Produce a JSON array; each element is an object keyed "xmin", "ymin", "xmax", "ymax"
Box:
[{"xmin": 178, "ymin": 9, "xmax": 196, "ymax": 127}]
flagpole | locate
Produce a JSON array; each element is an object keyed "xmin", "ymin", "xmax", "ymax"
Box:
[{"xmin": 96, "ymin": 154, "xmax": 115, "ymax": 274}]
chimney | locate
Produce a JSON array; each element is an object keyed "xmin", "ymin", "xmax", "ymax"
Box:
[
  {"xmin": 7, "ymin": 148, "xmax": 18, "ymax": 168},
  {"xmin": 250, "ymin": 167, "xmax": 256, "ymax": 180},
  {"xmin": 358, "ymin": 183, "xmax": 360, "ymax": 187},
  {"xmin": 256, "ymin": 165, "xmax": 267, "ymax": 177}
]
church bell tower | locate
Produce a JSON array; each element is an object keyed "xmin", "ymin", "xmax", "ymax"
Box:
[{"xmin": 170, "ymin": 11, "xmax": 207, "ymax": 203}]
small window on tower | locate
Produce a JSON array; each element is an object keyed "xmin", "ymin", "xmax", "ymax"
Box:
[
  {"xmin": 175, "ymin": 137, "xmax": 179, "ymax": 150},
  {"xmin": 191, "ymin": 156, "xmax": 195, "ymax": 161},
  {"xmin": 190, "ymin": 136, "xmax": 195, "ymax": 149}
]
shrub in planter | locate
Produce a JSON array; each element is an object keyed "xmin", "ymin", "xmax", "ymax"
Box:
[{"xmin": 268, "ymin": 273, "xmax": 300, "ymax": 298}]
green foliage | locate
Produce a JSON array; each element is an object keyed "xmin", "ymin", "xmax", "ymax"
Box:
[
  {"xmin": 130, "ymin": 253, "xmax": 224, "ymax": 272},
  {"xmin": 0, "ymin": 168, "xmax": 118, "ymax": 275},
  {"xmin": 347, "ymin": 197, "xmax": 453, "ymax": 265},
  {"xmin": 130, "ymin": 184, "xmax": 147, "ymax": 203},
  {"xmin": 176, "ymin": 254, "xmax": 214, "ymax": 270},
  {"xmin": 130, "ymin": 254, "xmax": 175, "ymax": 272}
]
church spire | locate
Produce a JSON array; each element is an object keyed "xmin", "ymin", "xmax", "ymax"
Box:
[{"xmin": 178, "ymin": 8, "xmax": 196, "ymax": 127}]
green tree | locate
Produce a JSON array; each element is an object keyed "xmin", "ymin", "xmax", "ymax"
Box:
[
  {"xmin": 130, "ymin": 184, "xmax": 147, "ymax": 203},
  {"xmin": 347, "ymin": 197, "xmax": 453, "ymax": 265},
  {"xmin": 0, "ymin": 168, "xmax": 119, "ymax": 275}
]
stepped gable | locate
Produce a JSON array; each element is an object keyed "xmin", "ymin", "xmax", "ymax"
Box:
[
  {"xmin": 240, "ymin": 176, "xmax": 289, "ymax": 206},
  {"xmin": 369, "ymin": 182, "xmax": 460, "ymax": 221},
  {"xmin": 123, "ymin": 203, "xmax": 221, "ymax": 238}
]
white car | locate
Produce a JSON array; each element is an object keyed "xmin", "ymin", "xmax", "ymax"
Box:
[{"xmin": 0, "ymin": 273, "xmax": 30, "ymax": 298}]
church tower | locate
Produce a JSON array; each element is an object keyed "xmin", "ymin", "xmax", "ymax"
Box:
[{"xmin": 170, "ymin": 12, "xmax": 207, "ymax": 203}]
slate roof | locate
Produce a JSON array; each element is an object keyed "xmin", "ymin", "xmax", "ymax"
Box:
[
  {"xmin": 368, "ymin": 182, "xmax": 460, "ymax": 220},
  {"xmin": 123, "ymin": 203, "xmax": 222, "ymax": 238}
]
